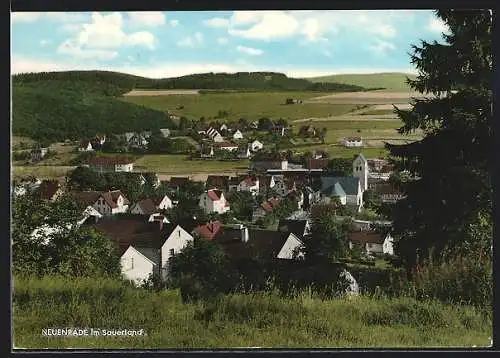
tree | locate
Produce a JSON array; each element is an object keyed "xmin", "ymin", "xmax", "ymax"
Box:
[
  {"xmin": 386, "ymin": 10, "xmax": 492, "ymax": 267},
  {"xmin": 167, "ymin": 236, "xmax": 238, "ymax": 301},
  {"xmin": 258, "ymin": 117, "xmax": 273, "ymax": 131},
  {"xmin": 363, "ymin": 189, "xmax": 382, "ymax": 211},
  {"xmin": 66, "ymin": 166, "xmax": 105, "ymax": 191},
  {"xmin": 327, "ymin": 158, "xmax": 352, "ymax": 176},
  {"xmin": 319, "ymin": 127, "xmax": 328, "ymax": 143},
  {"xmin": 101, "ymin": 135, "xmax": 128, "ymax": 153},
  {"xmin": 227, "ymin": 191, "xmax": 255, "ymax": 221}
]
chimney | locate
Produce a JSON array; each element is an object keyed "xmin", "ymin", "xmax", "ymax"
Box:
[
  {"xmin": 157, "ymin": 220, "xmax": 164, "ymax": 231},
  {"xmin": 241, "ymin": 225, "xmax": 249, "ymax": 243}
]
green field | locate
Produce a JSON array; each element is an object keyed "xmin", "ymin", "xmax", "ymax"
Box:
[
  {"xmin": 12, "ymin": 165, "xmax": 75, "ymax": 180},
  {"xmin": 134, "ymin": 154, "xmax": 248, "ymax": 174},
  {"xmin": 121, "ymin": 92, "xmax": 360, "ymax": 122},
  {"xmin": 13, "ymin": 276, "xmax": 492, "ymax": 349},
  {"xmin": 305, "ymin": 73, "xmax": 417, "ymax": 92}
]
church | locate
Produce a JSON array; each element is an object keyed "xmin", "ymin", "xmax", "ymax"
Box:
[{"xmin": 319, "ymin": 153, "xmax": 368, "ymax": 211}]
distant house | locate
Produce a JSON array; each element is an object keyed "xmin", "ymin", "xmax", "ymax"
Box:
[
  {"xmin": 271, "ymin": 175, "xmax": 296, "ymax": 197},
  {"xmin": 250, "ymin": 140, "xmax": 264, "ymax": 152},
  {"xmin": 215, "ymin": 142, "xmax": 239, "ymax": 152},
  {"xmin": 38, "ymin": 180, "xmax": 63, "ymax": 202},
  {"xmin": 128, "ymin": 132, "xmax": 149, "ymax": 148},
  {"xmin": 252, "ymin": 197, "xmax": 280, "ymax": 221},
  {"xmin": 206, "ymin": 175, "xmax": 230, "ymax": 192},
  {"xmin": 95, "ymin": 217, "xmax": 195, "ymax": 283},
  {"xmin": 270, "ymin": 126, "xmax": 286, "ymax": 137},
  {"xmin": 148, "ymin": 213, "xmax": 170, "ymax": 223},
  {"xmin": 199, "ymin": 189, "xmax": 230, "ymax": 214},
  {"xmin": 343, "ymin": 137, "xmax": 363, "ymax": 147},
  {"xmin": 123, "ymin": 132, "xmax": 135, "ymax": 143},
  {"xmin": 306, "ymin": 158, "xmax": 329, "ymax": 170},
  {"xmin": 220, "ymin": 124, "xmax": 229, "ymax": 132},
  {"xmin": 236, "ymin": 146, "xmax": 252, "ymax": 159},
  {"xmin": 299, "ymin": 125, "xmax": 316, "ymax": 137},
  {"xmin": 159, "ymin": 128, "xmax": 171, "ymax": 138},
  {"xmin": 232, "ymin": 130, "xmax": 244, "ymax": 140},
  {"xmin": 77, "ymin": 206, "xmax": 103, "ymax": 226},
  {"xmin": 250, "ymin": 121, "xmax": 259, "ymax": 129},
  {"xmin": 130, "ymin": 195, "xmax": 173, "ymax": 215},
  {"xmin": 236, "ymin": 175, "xmax": 259, "ymax": 196},
  {"xmin": 320, "ymin": 177, "xmax": 362, "ymax": 208},
  {"xmin": 194, "ymin": 221, "xmax": 223, "ymax": 241},
  {"xmin": 206, "ymin": 127, "xmax": 224, "ymax": 143},
  {"xmin": 31, "ymin": 147, "xmax": 48, "ymax": 161},
  {"xmin": 347, "ymin": 231, "xmax": 394, "ymax": 256},
  {"xmin": 200, "ymin": 146, "xmax": 215, "ymax": 158},
  {"xmin": 277, "ymin": 219, "xmax": 311, "ymax": 240},
  {"xmin": 250, "ymin": 153, "xmax": 288, "ymax": 171},
  {"xmin": 88, "ymin": 156, "xmax": 134, "ymax": 173},
  {"xmin": 78, "ymin": 141, "xmax": 94, "ymax": 152},
  {"xmin": 94, "ymin": 134, "xmax": 106, "ymax": 146},
  {"xmin": 72, "ymin": 190, "xmax": 130, "ymax": 216}
]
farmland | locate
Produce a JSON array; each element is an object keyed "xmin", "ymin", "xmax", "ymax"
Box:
[{"xmin": 305, "ymin": 72, "xmax": 417, "ymax": 92}]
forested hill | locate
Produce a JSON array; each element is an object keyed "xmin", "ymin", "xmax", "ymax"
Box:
[{"xmin": 12, "ymin": 70, "xmax": 373, "ymax": 93}]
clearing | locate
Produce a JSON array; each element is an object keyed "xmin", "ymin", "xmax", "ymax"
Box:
[{"xmin": 304, "ymin": 72, "xmax": 417, "ymax": 92}]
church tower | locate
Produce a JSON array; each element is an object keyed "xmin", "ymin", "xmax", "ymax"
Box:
[{"xmin": 353, "ymin": 153, "xmax": 368, "ymax": 192}]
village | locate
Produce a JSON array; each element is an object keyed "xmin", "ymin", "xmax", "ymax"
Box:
[{"xmin": 14, "ymin": 120, "xmax": 406, "ymax": 288}]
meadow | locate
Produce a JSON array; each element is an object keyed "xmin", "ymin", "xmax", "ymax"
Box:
[
  {"xmin": 13, "ymin": 275, "xmax": 492, "ymax": 349},
  {"xmin": 305, "ymin": 73, "xmax": 417, "ymax": 92}
]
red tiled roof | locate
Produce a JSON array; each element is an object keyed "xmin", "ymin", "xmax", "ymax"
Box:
[
  {"xmin": 39, "ymin": 180, "xmax": 60, "ymax": 200},
  {"xmin": 89, "ymin": 156, "xmax": 134, "ymax": 165},
  {"xmin": 195, "ymin": 221, "xmax": 222, "ymax": 241},
  {"xmin": 71, "ymin": 190, "xmax": 128, "ymax": 209},
  {"xmin": 207, "ymin": 189, "xmax": 223, "ymax": 201}
]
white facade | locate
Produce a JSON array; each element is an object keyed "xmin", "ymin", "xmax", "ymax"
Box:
[
  {"xmin": 344, "ymin": 139, "xmax": 363, "ymax": 147},
  {"xmin": 199, "ymin": 191, "xmax": 230, "ymax": 214},
  {"xmin": 250, "ymin": 140, "xmax": 264, "ymax": 152},
  {"xmin": 218, "ymin": 144, "xmax": 239, "ymax": 152},
  {"xmin": 353, "ymin": 154, "xmax": 368, "ymax": 192},
  {"xmin": 92, "ymin": 195, "xmax": 128, "ymax": 216},
  {"xmin": 237, "ymin": 178, "xmax": 259, "ymax": 196},
  {"xmin": 382, "ymin": 234, "xmax": 394, "ymax": 255},
  {"xmin": 157, "ymin": 196, "xmax": 173, "ymax": 210},
  {"xmin": 77, "ymin": 206, "xmax": 103, "ymax": 225},
  {"xmin": 213, "ymin": 133, "xmax": 224, "ymax": 143},
  {"xmin": 120, "ymin": 246, "xmax": 157, "ymax": 285},
  {"xmin": 277, "ymin": 233, "xmax": 304, "ymax": 260},
  {"xmin": 115, "ymin": 163, "xmax": 134, "ymax": 172},
  {"xmin": 148, "ymin": 214, "xmax": 170, "ymax": 223},
  {"xmin": 79, "ymin": 142, "xmax": 93, "ymax": 152},
  {"xmin": 232, "ymin": 130, "xmax": 244, "ymax": 140},
  {"xmin": 160, "ymin": 225, "xmax": 194, "ymax": 280}
]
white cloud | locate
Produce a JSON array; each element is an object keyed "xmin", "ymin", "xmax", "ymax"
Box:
[
  {"xmin": 369, "ymin": 39, "xmax": 396, "ymax": 54},
  {"xmin": 217, "ymin": 37, "xmax": 229, "ymax": 45},
  {"xmin": 203, "ymin": 17, "xmax": 230, "ymax": 28},
  {"xmin": 39, "ymin": 39, "xmax": 51, "ymax": 46},
  {"xmin": 44, "ymin": 12, "xmax": 88, "ymax": 22},
  {"xmin": 170, "ymin": 19, "xmax": 179, "ymax": 27},
  {"xmin": 11, "ymin": 12, "xmax": 41, "ymax": 23},
  {"xmin": 427, "ymin": 16, "xmax": 450, "ymax": 33},
  {"xmin": 56, "ymin": 12, "xmax": 156, "ymax": 59},
  {"xmin": 236, "ymin": 45, "xmax": 263, "ymax": 56},
  {"xmin": 371, "ymin": 23, "xmax": 397, "ymax": 38},
  {"xmin": 127, "ymin": 12, "xmax": 165, "ymax": 27},
  {"xmin": 11, "ymin": 54, "xmax": 418, "ymax": 78},
  {"xmin": 229, "ymin": 11, "xmax": 300, "ymax": 41},
  {"xmin": 177, "ymin": 32, "xmax": 203, "ymax": 48}
]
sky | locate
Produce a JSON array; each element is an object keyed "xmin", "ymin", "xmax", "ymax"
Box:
[{"xmin": 11, "ymin": 10, "xmax": 450, "ymax": 78}]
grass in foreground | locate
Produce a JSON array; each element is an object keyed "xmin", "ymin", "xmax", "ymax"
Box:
[
  {"xmin": 134, "ymin": 154, "xmax": 249, "ymax": 174},
  {"xmin": 121, "ymin": 92, "xmax": 359, "ymax": 122},
  {"xmin": 13, "ymin": 276, "xmax": 492, "ymax": 349}
]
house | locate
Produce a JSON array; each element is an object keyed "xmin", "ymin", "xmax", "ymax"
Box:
[
  {"xmin": 123, "ymin": 132, "xmax": 135, "ymax": 143},
  {"xmin": 77, "ymin": 206, "xmax": 103, "ymax": 226},
  {"xmin": 169, "ymin": 177, "xmax": 190, "ymax": 190},
  {"xmin": 199, "ymin": 189, "xmax": 230, "ymax": 214},
  {"xmin": 139, "ymin": 172, "xmax": 161, "ymax": 188},
  {"xmin": 12, "ymin": 176, "xmax": 42, "ymax": 198},
  {"xmin": 71, "ymin": 190, "xmax": 130, "ymax": 216},
  {"xmin": 200, "ymin": 146, "xmax": 215, "ymax": 158},
  {"xmin": 250, "ymin": 153, "xmax": 288, "ymax": 171},
  {"xmin": 306, "ymin": 158, "xmax": 329, "ymax": 171},
  {"xmin": 270, "ymin": 126, "xmax": 286, "ymax": 137},
  {"xmin": 347, "ymin": 231, "xmax": 394, "ymax": 256},
  {"xmin": 206, "ymin": 175, "xmax": 230, "ymax": 192},
  {"xmin": 31, "ymin": 147, "xmax": 48, "ymax": 161},
  {"xmin": 130, "ymin": 195, "xmax": 173, "ymax": 215},
  {"xmin": 250, "ymin": 140, "xmax": 264, "ymax": 152},
  {"xmin": 94, "ymin": 217, "xmax": 194, "ymax": 283},
  {"xmin": 148, "ymin": 213, "xmax": 170, "ymax": 223},
  {"xmin": 320, "ymin": 177, "xmax": 362, "ymax": 208},
  {"xmin": 277, "ymin": 219, "xmax": 311, "ymax": 240},
  {"xmin": 214, "ymin": 225, "xmax": 304, "ymax": 261},
  {"xmin": 159, "ymin": 128, "xmax": 171, "ymax": 138},
  {"xmin": 343, "ymin": 137, "xmax": 363, "ymax": 147},
  {"xmin": 252, "ymin": 197, "xmax": 280, "ymax": 221},
  {"xmin": 194, "ymin": 221, "xmax": 223, "ymax": 241},
  {"xmin": 299, "ymin": 124, "xmax": 316, "ymax": 137},
  {"xmin": 220, "ymin": 124, "xmax": 228, "ymax": 132},
  {"xmin": 206, "ymin": 127, "xmax": 224, "ymax": 143},
  {"xmin": 271, "ymin": 175, "xmax": 296, "ymax": 197},
  {"xmin": 78, "ymin": 141, "xmax": 94, "ymax": 152},
  {"xmin": 236, "ymin": 175, "xmax": 259, "ymax": 196},
  {"xmin": 128, "ymin": 132, "xmax": 149, "ymax": 148},
  {"xmin": 374, "ymin": 183, "xmax": 406, "ymax": 203},
  {"xmin": 88, "ymin": 156, "xmax": 134, "ymax": 173},
  {"xmin": 250, "ymin": 121, "xmax": 258, "ymax": 129},
  {"xmin": 232, "ymin": 130, "xmax": 244, "ymax": 140},
  {"xmin": 302, "ymin": 186, "xmax": 322, "ymax": 209},
  {"xmin": 38, "ymin": 179, "xmax": 63, "ymax": 202},
  {"xmin": 95, "ymin": 134, "xmax": 106, "ymax": 146},
  {"xmin": 236, "ymin": 146, "xmax": 252, "ymax": 159},
  {"xmin": 215, "ymin": 142, "xmax": 239, "ymax": 152}
]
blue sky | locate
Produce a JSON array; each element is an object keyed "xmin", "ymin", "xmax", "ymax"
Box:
[{"xmin": 11, "ymin": 10, "xmax": 450, "ymax": 78}]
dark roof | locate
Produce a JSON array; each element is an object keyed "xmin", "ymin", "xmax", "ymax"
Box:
[
  {"xmin": 134, "ymin": 198, "xmax": 158, "ymax": 215},
  {"xmin": 206, "ymin": 175, "xmax": 230, "ymax": 190},
  {"xmin": 321, "ymin": 176, "xmax": 360, "ymax": 196},
  {"xmin": 89, "ymin": 156, "xmax": 134, "ymax": 165},
  {"xmin": 347, "ymin": 231, "xmax": 386, "ymax": 245},
  {"xmin": 307, "ymin": 158, "xmax": 329, "ymax": 170},
  {"xmin": 134, "ymin": 246, "xmax": 161, "ymax": 265},
  {"xmin": 39, "ymin": 180, "xmax": 60, "ymax": 200},
  {"xmin": 94, "ymin": 216, "xmax": 178, "ymax": 253},
  {"xmin": 277, "ymin": 220, "xmax": 308, "ymax": 239},
  {"xmin": 169, "ymin": 177, "xmax": 190, "ymax": 187}
]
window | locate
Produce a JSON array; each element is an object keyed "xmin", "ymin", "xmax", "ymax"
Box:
[
  {"xmin": 178, "ymin": 230, "xmax": 181, "ymax": 237},
  {"xmin": 169, "ymin": 249, "xmax": 175, "ymax": 256}
]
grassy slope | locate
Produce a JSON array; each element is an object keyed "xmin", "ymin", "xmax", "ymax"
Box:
[
  {"xmin": 305, "ymin": 73, "xmax": 417, "ymax": 92},
  {"xmin": 121, "ymin": 92, "xmax": 360, "ymax": 122},
  {"xmin": 134, "ymin": 154, "xmax": 249, "ymax": 174},
  {"xmin": 13, "ymin": 276, "xmax": 492, "ymax": 349}
]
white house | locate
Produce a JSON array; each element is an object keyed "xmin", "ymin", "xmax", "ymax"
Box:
[
  {"xmin": 277, "ymin": 233, "xmax": 304, "ymax": 260},
  {"xmin": 31, "ymin": 147, "xmax": 48, "ymax": 161},
  {"xmin": 199, "ymin": 189, "xmax": 230, "ymax": 214},
  {"xmin": 148, "ymin": 213, "xmax": 170, "ymax": 223},
  {"xmin": 271, "ymin": 175, "xmax": 296, "ymax": 197},
  {"xmin": 220, "ymin": 124, "xmax": 228, "ymax": 132},
  {"xmin": 72, "ymin": 190, "xmax": 130, "ymax": 216},
  {"xmin": 130, "ymin": 195, "xmax": 173, "ymax": 215},
  {"xmin": 347, "ymin": 231, "xmax": 394, "ymax": 256},
  {"xmin": 77, "ymin": 206, "xmax": 103, "ymax": 226},
  {"xmin": 250, "ymin": 140, "xmax": 264, "ymax": 152},
  {"xmin": 232, "ymin": 130, "xmax": 244, "ymax": 140},
  {"xmin": 89, "ymin": 156, "xmax": 134, "ymax": 173},
  {"xmin": 343, "ymin": 137, "xmax": 363, "ymax": 148},
  {"xmin": 120, "ymin": 245, "xmax": 160, "ymax": 285},
  {"xmin": 321, "ymin": 177, "xmax": 363, "ymax": 209},
  {"xmin": 206, "ymin": 127, "xmax": 224, "ymax": 143},
  {"xmin": 159, "ymin": 128, "xmax": 171, "ymax": 138},
  {"xmin": 78, "ymin": 141, "xmax": 94, "ymax": 152},
  {"xmin": 237, "ymin": 176, "xmax": 259, "ymax": 196}
]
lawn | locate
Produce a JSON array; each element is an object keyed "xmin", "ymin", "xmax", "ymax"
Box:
[
  {"xmin": 121, "ymin": 92, "xmax": 360, "ymax": 122},
  {"xmin": 13, "ymin": 275, "xmax": 492, "ymax": 349},
  {"xmin": 134, "ymin": 154, "xmax": 249, "ymax": 174}
]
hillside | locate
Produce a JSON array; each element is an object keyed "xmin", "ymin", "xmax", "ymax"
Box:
[
  {"xmin": 12, "ymin": 85, "xmax": 174, "ymax": 142},
  {"xmin": 305, "ymin": 73, "xmax": 417, "ymax": 92},
  {"xmin": 13, "ymin": 276, "xmax": 491, "ymax": 349}
]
